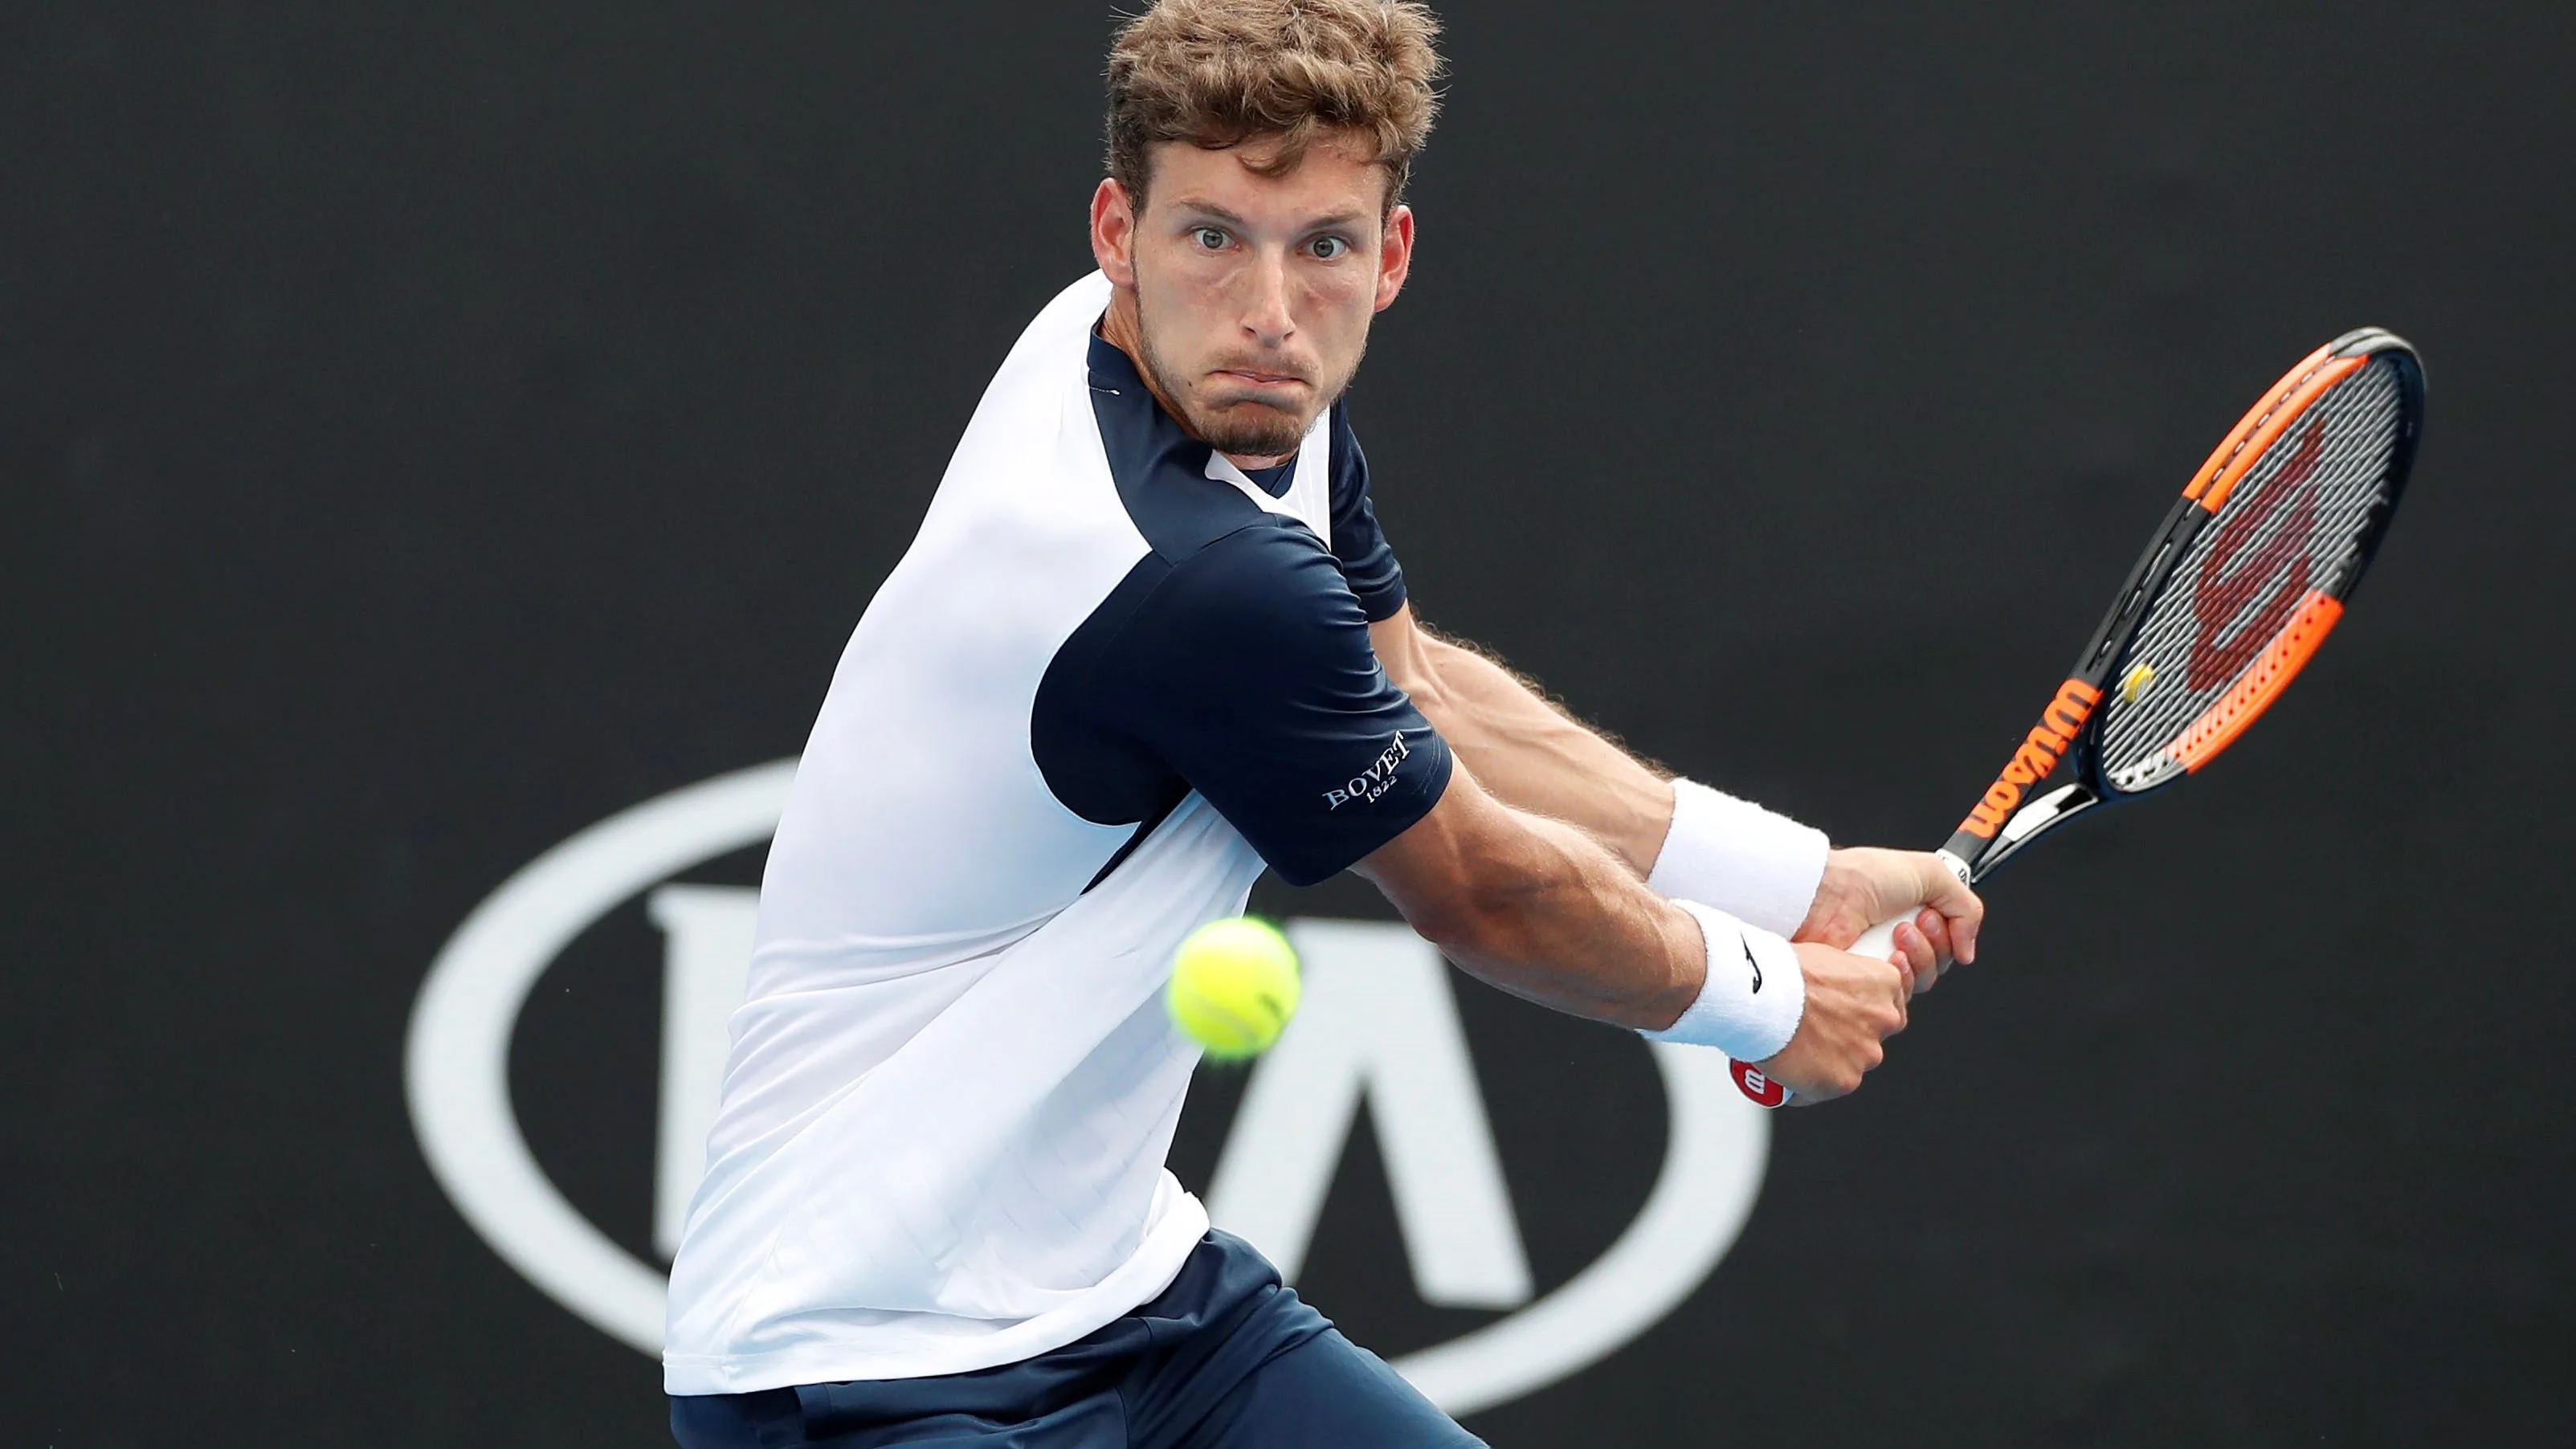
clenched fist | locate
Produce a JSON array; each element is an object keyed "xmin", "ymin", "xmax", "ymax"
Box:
[{"xmin": 1750, "ymin": 940, "xmax": 1911, "ymax": 1103}]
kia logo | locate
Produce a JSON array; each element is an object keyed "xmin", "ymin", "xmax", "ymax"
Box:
[{"xmin": 406, "ymin": 761, "xmax": 1772, "ymax": 1417}]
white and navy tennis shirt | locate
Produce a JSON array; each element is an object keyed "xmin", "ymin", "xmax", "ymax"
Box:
[{"xmin": 662, "ymin": 272, "xmax": 1453, "ymax": 1393}]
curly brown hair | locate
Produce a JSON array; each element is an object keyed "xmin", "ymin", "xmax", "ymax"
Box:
[{"xmin": 1104, "ymin": 0, "xmax": 1443, "ymax": 214}]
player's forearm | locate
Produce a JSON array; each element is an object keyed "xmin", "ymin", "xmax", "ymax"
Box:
[
  {"xmin": 1374, "ymin": 793, "xmax": 1702, "ymax": 1031},
  {"xmin": 1403, "ymin": 631, "xmax": 1673, "ymax": 874},
  {"xmin": 1370, "ymin": 608, "xmax": 1830, "ymax": 938}
]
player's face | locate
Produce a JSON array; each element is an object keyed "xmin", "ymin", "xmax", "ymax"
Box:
[{"xmin": 1092, "ymin": 134, "xmax": 1414, "ymax": 463}]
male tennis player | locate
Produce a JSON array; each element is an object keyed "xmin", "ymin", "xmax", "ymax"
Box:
[{"xmin": 664, "ymin": 2, "xmax": 1981, "ymax": 1443}]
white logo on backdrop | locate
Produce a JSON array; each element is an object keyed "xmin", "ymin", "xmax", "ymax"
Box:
[{"xmin": 405, "ymin": 762, "xmax": 1771, "ymax": 1418}]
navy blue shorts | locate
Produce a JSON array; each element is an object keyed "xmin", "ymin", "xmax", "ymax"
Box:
[{"xmin": 669, "ymin": 1231, "xmax": 1483, "ymax": 1448}]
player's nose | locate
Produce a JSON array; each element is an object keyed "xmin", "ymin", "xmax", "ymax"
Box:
[{"xmin": 1239, "ymin": 251, "xmax": 1295, "ymax": 348}]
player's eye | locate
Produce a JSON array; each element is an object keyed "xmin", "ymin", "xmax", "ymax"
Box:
[
  {"xmin": 1192, "ymin": 227, "xmax": 1229, "ymax": 251},
  {"xmin": 1309, "ymin": 235, "xmax": 1349, "ymax": 260}
]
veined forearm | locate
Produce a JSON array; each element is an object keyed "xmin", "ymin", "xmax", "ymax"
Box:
[
  {"xmin": 1358, "ymin": 763, "xmax": 1815, "ymax": 1065},
  {"xmin": 1405, "ymin": 798, "xmax": 1703, "ymax": 1031},
  {"xmin": 1406, "ymin": 632, "xmax": 1672, "ymax": 873},
  {"xmin": 1368, "ymin": 607, "xmax": 1830, "ymax": 942}
]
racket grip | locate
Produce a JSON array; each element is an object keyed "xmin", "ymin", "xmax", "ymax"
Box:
[
  {"xmin": 1847, "ymin": 912, "xmax": 1906, "ymax": 965},
  {"xmin": 1728, "ymin": 910, "xmax": 1914, "ymax": 1108}
]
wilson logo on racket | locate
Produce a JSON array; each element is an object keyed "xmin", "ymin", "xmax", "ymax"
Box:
[
  {"xmin": 2186, "ymin": 418, "xmax": 2325, "ymax": 691},
  {"xmin": 1958, "ymin": 677, "xmax": 2100, "ymax": 839}
]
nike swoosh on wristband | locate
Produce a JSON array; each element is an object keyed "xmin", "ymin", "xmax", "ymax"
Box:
[{"xmin": 1742, "ymin": 937, "xmax": 1762, "ymax": 993}]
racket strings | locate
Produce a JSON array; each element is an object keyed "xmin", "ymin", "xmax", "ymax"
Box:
[{"xmin": 2096, "ymin": 359, "xmax": 2407, "ymax": 790}]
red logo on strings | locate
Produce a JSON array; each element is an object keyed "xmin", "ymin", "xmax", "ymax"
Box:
[{"xmin": 2187, "ymin": 418, "xmax": 2324, "ymax": 691}]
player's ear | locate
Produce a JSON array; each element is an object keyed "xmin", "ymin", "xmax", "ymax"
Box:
[
  {"xmin": 1374, "ymin": 203, "xmax": 1414, "ymax": 312},
  {"xmin": 1092, "ymin": 178, "xmax": 1140, "ymax": 287}
]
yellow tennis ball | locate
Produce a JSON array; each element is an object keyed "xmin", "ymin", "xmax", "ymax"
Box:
[{"xmin": 1167, "ymin": 917, "xmax": 1302, "ymax": 1060}]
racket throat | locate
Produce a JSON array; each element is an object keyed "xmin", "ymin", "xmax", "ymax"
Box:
[{"xmin": 1945, "ymin": 782, "xmax": 2098, "ymax": 881}]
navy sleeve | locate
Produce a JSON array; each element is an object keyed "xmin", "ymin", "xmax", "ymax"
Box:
[
  {"xmin": 1328, "ymin": 402, "xmax": 1409, "ymax": 622},
  {"xmin": 1088, "ymin": 520, "xmax": 1452, "ymax": 887}
]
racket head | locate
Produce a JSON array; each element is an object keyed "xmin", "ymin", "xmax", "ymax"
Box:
[
  {"xmin": 1940, "ymin": 329, "xmax": 2424, "ymax": 878},
  {"xmin": 2083, "ymin": 329, "xmax": 2423, "ymax": 798}
]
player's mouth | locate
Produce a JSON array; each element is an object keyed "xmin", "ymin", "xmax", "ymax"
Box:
[{"xmin": 1212, "ymin": 368, "xmax": 1308, "ymax": 391}]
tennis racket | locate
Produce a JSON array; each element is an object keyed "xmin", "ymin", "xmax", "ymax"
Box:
[{"xmin": 1732, "ymin": 328, "xmax": 2426, "ymax": 1108}]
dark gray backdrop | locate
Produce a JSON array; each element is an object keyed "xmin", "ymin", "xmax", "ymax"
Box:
[{"xmin": 7, "ymin": 2, "xmax": 2572, "ymax": 1444}]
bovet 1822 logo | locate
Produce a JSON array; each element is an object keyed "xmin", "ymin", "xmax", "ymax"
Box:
[
  {"xmin": 406, "ymin": 761, "xmax": 1770, "ymax": 1418},
  {"xmin": 1322, "ymin": 731, "xmax": 1411, "ymax": 810}
]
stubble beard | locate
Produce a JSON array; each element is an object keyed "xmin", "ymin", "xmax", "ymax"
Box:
[{"xmin": 1133, "ymin": 289, "xmax": 1361, "ymax": 461}]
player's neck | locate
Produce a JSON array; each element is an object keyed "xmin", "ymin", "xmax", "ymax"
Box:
[{"xmin": 1097, "ymin": 295, "xmax": 1294, "ymax": 471}]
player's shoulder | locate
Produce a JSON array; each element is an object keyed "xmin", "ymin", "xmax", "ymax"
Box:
[
  {"xmin": 1036, "ymin": 512, "xmax": 1361, "ymax": 768},
  {"xmin": 1143, "ymin": 509, "xmax": 1349, "ymax": 646}
]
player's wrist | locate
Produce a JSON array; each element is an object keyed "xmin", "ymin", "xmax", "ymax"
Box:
[
  {"xmin": 1647, "ymin": 778, "xmax": 1831, "ymax": 937},
  {"xmin": 1639, "ymin": 900, "xmax": 1806, "ymax": 1061}
]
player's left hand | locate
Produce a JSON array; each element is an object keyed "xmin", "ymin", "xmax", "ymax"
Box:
[{"xmin": 1793, "ymin": 847, "xmax": 1983, "ymax": 994}]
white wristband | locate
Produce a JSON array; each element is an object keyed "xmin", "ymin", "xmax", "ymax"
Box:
[
  {"xmin": 1640, "ymin": 900, "xmax": 1806, "ymax": 1062},
  {"xmin": 1647, "ymin": 778, "xmax": 1831, "ymax": 939}
]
